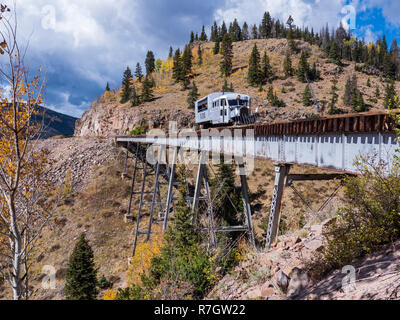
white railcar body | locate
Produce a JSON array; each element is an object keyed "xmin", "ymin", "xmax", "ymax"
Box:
[{"xmin": 195, "ymin": 92, "xmax": 252, "ymax": 126}]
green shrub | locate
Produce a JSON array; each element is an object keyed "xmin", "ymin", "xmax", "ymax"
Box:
[{"xmin": 312, "ymin": 155, "xmax": 400, "ymax": 277}]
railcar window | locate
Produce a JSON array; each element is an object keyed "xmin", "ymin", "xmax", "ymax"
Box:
[
  {"xmin": 197, "ymin": 100, "xmax": 208, "ymax": 112},
  {"xmin": 228, "ymin": 99, "xmax": 248, "ymax": 106}
]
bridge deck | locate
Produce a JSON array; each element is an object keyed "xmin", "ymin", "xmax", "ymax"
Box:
[{"xmin": 116, "ymin": 110, "xmax": 399, "ymax": 174}]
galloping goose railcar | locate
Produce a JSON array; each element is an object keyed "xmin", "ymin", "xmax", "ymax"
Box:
[{"xmin": 195, "ymin": 92, "xmax": 253, "ymax": 127}]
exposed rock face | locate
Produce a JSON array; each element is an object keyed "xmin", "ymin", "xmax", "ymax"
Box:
[{"xmin": 74, "ymin": 102, "xmax": 193, "ymax": 137}]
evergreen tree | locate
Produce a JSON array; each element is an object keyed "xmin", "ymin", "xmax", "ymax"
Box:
[
  {"xmin": 247, "ymin": 44, "xmax": 261, "ymax": 86},
  {"xmin": 65, "ymin": 233, "xmax": 98, "ymax": 300},
  {"xmin": 168, "ymin": 46, "xmax": 173, "ymax": 58},
  {"xmin": 302, "ymin": 84, "xmax": 313, "ymax": 106},
  {"xmin": 251, "ymin": 24, "xmax": 258, "ymax": 39},
  {"xmin": 213, "ymin": 39, "xmax": 220, "ymax": 55},
  {"xmin": 383, "ymin": 52, "xmax": 396, "ymax": 80},
  {"xmin": 141, "ymin": 76, "xmax": 154, "ymax": 102},
  {"xmin": 220, "ymin": 21, "xmax": 227, "ymax": 39},
  {"xmin": 190, "ymin": 31, "xmax": 195, "ymax": 44},
  {"xmin": 211, "ymin": 159, "xmax": 242, "ymax": 230},
  {"xmin": 328, "ymin": 78, "xmax": 340, "ymax": 114},
  {"xmin": 367, "ymin": 78, "xmax": 371, "ymax": 87},
  {"xmin": 283, "ymin": 51, "xmax": 294, "ymax": 77},
  {"xmin": 145, "ymin": 50, "xmax": 155, "ymax": 74},
  {"xmin": 351, "ymin": 89, "xmax": 366, "ymax": 112},
  {"xmin": 172, "ymin": 48, "xmax": 183, "ymax": 82},
  {"xmin": 375, "ymin": 86, "xmax": 380, "ymax": 98},
  {"xmin": 242, "ymin": 22, "xmax": 249, "ymax": 40},
  {"xmin": 211, "ymin": 21, "xmax": 219, "ymax": 42},
  {"xmin": 260, "ymin": 12, "xmax": 272, "ymax": 38},
  {"xmin": 297, "ymin": 50, "xmax": 310, "ymax": 82},
  {"xmin": 130, "ymin": 85, "xmax": 141, "ymax": 107},
  {"xmin": 181, "ymin": 45, "xmax": 193, "ymax": 90},
  {"xmin": 120, "ymin": 66, "xmax": 133, "ymax": 104},
  {"xmin": 343, "ymin": 76, "xmax": 352, "ymax": 106},
  {"xmin": 199, "ymin": 25, "xmax": 208, "ymax": 41},
  {"xmin": 187, "ymin": 81, "xmax": 199, "ymax": 109},
  {"xmin": 261, "ymin": 50, "xmax": 272, "ymax": 84},
  {"xmin": 230, "ymin": 19, "xmax": 242, "ymax": 41},
  {"xmin": 105, "ymin": 82, "xmax": 110, "ymax": 92},
  {"xmin": 384, "ymin": 81, "xmax": 398, "ymax": 109},
  {"xmin": 343, "ymin": 74, "xmax": 357, "ymax": 106},
  {"xmin": 135, "ymin": 63, "xmax": 143, "ymax": 82},
  {"xmin": 286, "ymin": 15, "xmax": 296, "ymax": 52},
  {"xmin": 220, "ymin": 34, "xmax": 233, "ymax": 77},
  {"xmin": 329, "ymin": 41, "xmax": 341, "ymax": 65},
  {"xmin": 197, "ymin": 45, "xmax": 203, "ymax": 65}
]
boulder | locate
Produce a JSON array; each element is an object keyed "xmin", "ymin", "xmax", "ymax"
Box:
[
  {"xmin": 275, "ymin": 270, "xmax": 289, "ymax": 293},
  {"xmin": 287, "ymin": 267, "xmax": 309, "ymax": 296},
  {"xmin": 261, "ymin": 282, "xmax": 275, "ymax": 298}
]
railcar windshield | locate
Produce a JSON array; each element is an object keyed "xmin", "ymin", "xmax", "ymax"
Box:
[
  {"xmin": 197, "ymin": 99, "xmax": 208, "ymax": 112},
  {"xmin": 228, "ymin": 99, "xmax": 248, "ymax": 106}
]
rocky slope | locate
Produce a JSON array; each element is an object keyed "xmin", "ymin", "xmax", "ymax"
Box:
[{"xmin": 208, "ymin": 221, "xmax": 400, "ymax": 300}]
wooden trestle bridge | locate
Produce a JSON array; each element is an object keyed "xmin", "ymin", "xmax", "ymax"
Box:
[{"xmin": 116, "ymin": 111, "xmax": 398, "ymax": 257}]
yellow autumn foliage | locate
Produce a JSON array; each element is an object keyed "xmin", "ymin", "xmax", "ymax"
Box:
[{"xmin": 125, "ymin": 225, "xmax": 165, "ymax": 286}]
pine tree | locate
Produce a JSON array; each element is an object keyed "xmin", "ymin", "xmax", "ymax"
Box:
[
  {"xmin": 343, "ymin": 74, "xmax": 358, "ymax": 106},
  {"xmin": 242, "ymin": 22, "xmax": 249, "ymax": 40},
  {"xmin": 197, "ymin": 45, "xmax": 203, "ymax": 65},
  {"xmin": 367, "ymin": 78, "xmax": 371, "ymax": 87},
  {"xmin": 220, "ymin": 21, "xmax": 227, "ymax": 39},
  {"xmin": 145, "ymin": 50, "xmax": 155, "ymax": 74},
  {"xmin": 384, "ymin": 81, "xmax": 398, "ymax": 109},
  {"xmin": 267, "ymin": 86, "xmax": 275, "ymax": 104},
  {"xmin": 199, "ymin": 25, "xmax": 208, "ymax": 41},
  {"xmin": 190, "ymin": 31, "xmax": 195, "ymax": 44},
  {"xmin": 135, "ymin": 63, "xmax": 143, "ymax": 82},
  {"xmin": 297, "ymin": 50, "xmax": 310, "ymax": 82},
  {"xmin": 220, "ymin": 34, "xmax": 233, "ymax": 77},
  {"xmin": 172, "ymin": 48, "xmax": 183, "ymax": 82},
  {"xmin": 286, "ymin": 15, "xmax": 297, "ymax": 52},
  {"xmin": 283, "ymin": 51, "xmax": 293, "ymax": 77},
  {"xmin": 383, "ymin": 52, "xmax": 396, "ymax": 80},
  {"xmin": 251, "ymin": 24, "xmax": 258, "ymax": 39},
  {"xmin": 187, "ymin": 81, "xmax": 199, "ymax": 109},
  {"xmin": 181, "ymin": 45, "xmax": 193, "ymax": 90},
  {"xmin": 302, "ymin": 84, "xmax": 313, "ymax": 106},
  {"xmin": 211, "ymin": 158, "xmax": 242, "ymax": 229},
  {"xmin": 328, "ymin": 78, "xmax": 340, "ymax": 114},
  {"xmin": 141, "ymin": 76, "xmax": 154, "ymax": 102},
  {"xmin": 329, "ymin": 41, "xmax": 341, "ymax": 65},
  {"xmin": 351, "ymin": 89, "xmax": 366, "ymax": 112},
  {"xmin": 130, "ymin": 85, "xmax": 141, "ymax": 107},
  {"xmin": 211, "ymin": 21, "xmax": 219, "ymax": 42},
  {"xmin": 105, "ymin": 82, "xmax": 110, "ymax": 92},
  {"xmin": 222, "ymin": 78, "xmax": 234, "ymax": 93},
  {"xmin": 213, "ymin": 39, "xmax": 220, "ymax": 55},
  {"xmin": 261, "ymin": 50, "xmax": 272, "ymax": 84},
  {"xmin": 120, "ymin": 66, "xmax": 133, "ymax": 104},
  {"xmin": 65, "ymin": 233, "xmax": 98, "ymax": 300},
  {"xmin": 343, "ymin": 76, "xmax": 352, "ymax": 106},
  {"xmin": 247, "ymin": 44, "xmax": 261, "ymax": 86},
  {"xmin": 168, "ymin": 46, "xmax": 173, "ymax": 58},
  {"xmin": 375, "ymin": 86, "xmax": 380, "ymax": 98}
]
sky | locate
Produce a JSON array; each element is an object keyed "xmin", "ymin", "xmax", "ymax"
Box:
[{"xmin": 1, "ymin": 0, "xmax": 399, "ymax": 118}]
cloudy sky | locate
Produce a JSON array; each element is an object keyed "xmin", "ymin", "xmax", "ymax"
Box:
[{"xmin": 1, "ymin": 0, "xmax": 399, "ymax": 118}]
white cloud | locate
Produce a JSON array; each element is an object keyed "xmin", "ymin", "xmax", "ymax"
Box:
[{"xmin": 214, "ymin": 0, "xmax": 347, "ymax": 31}]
